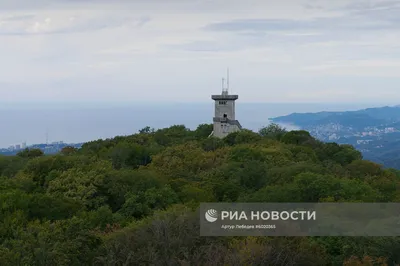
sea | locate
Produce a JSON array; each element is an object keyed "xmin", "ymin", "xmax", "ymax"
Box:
[{"xmin": 0, "ymin": 101, "xmax": 392, "ymax": 148}]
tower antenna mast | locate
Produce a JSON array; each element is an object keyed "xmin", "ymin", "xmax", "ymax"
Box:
[{"xmin": 227, "ymin": 68, "xmax": 229, "ymax": 93}]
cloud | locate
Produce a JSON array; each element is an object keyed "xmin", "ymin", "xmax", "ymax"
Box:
[
  {"xmin": 136, "ymin": 16, "xmax": 151, "ymax": 27},
  {"xmin": 165, "ymin": 40, "xmax": 248, "ymax": 52},
  {"xmin": 204, "ymin": 16, "xmax": 399, "ymax": 35},
  {"xmin": 0, "ymin": 11, "xmax": 151, "ymax": 35},
  {"xmin": 305, "ymin": 59, "xmax": 400, "ymax": 69},
  {"xmin": 343, "ymin": 0, "xmax": 400, "ymax": 12},
  {"xmin": 1, "ymin": 0, "xmax": 400, "ymax": 104},
  {"xmin": 0, "ymin": 14, "xmax": 36, "ymax": 21},
  {"xmin": 334, "ymin": 0, "xmax": 400, "ymax": 30},
  {"xmin": 204, "ymin": 19, "xmax": 315, "ymax": 32},
  {"xmin": 301, "ymin": 59, "xmax": 400, "ymax": 77}
]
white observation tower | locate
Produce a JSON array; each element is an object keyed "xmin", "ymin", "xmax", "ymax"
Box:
[{"xmin": 209, "ymin": 69, "xmax": 242, "ymax": 138}]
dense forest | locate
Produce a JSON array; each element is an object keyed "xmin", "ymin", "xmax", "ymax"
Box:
[{"xmin": 1, "ymin": 123, "xmax": 400, "ymax": 265}]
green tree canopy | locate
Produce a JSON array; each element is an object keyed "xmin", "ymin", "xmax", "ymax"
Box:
[{"xmin": 1, "ymin": 123, "xmax": 399, "ymax": 265}]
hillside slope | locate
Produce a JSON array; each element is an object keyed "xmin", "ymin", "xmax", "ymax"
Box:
[
  {"xmin": 271, "ymin": 105, "xmax": 400, "ymax": 169},
  {"xmin": 0, "ymin": 124, "xmax": 400, "ymax": 265}
]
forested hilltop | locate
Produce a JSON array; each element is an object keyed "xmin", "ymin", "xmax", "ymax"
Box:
[{"xmin": 1, "ymin": 123, "xmax": 400, "ymax": 265}]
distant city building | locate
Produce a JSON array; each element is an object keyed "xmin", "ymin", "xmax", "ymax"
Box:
[
  {"xmin": 209, "ymin": 69, "xmax": 242, "ymax": 138},
  {"xmin": 384, "ymin": 127, "xmax": 395, "ymax": 133},
  {"xmin": 0, "ymin": 141, "xmax": 82, "ymax": 156},
  {"xmin": 328, "ymin": 134, "xmax": 338, "ymax": 140}
]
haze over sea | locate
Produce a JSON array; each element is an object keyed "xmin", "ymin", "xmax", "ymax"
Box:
[{"xmin": 0, "ymin": 101, "xmax": 394, "ymax": 148}]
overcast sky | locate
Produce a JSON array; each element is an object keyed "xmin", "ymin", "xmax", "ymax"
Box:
[{"xmin": 1, "ymin": 0, "xmax": 400, "ymax": 103}]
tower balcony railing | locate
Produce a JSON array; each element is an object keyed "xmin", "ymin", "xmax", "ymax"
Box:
[{"xmin": 211, "ymin": 94, "xmax": 238, "ymax": 100}]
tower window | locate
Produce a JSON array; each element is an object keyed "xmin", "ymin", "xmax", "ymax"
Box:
[
  {"xmin": 219, "ymin": 101, "xmax": 227, "ymax": 105},
  {"xmin": 223, "ymin": 114, "xmax": 227, "ymax": 118}
]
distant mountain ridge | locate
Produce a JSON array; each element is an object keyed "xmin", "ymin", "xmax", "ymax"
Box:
[
  {"xmin": 270, "ymin": 105, "xmax": 400, "ymax": 169},
  {"xmin": 272, "ymin": 105, "xmax": 400, "ymax": 127}
]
